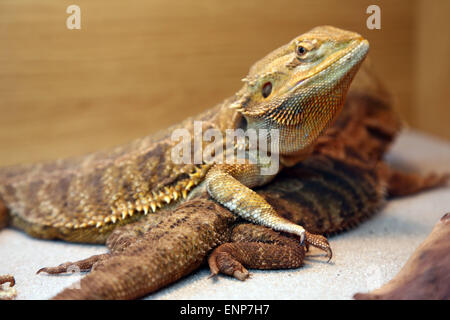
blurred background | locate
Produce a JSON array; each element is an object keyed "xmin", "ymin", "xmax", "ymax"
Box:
[{"xmin": 0, "ymin": 0, "xmax": 449, "ymax": 166}]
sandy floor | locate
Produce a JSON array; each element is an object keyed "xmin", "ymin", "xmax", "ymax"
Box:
[{"xmin": 1, "ymin": 129, "xmax": 449, "ymax": 300}]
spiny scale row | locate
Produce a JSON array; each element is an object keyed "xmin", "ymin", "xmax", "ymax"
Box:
[{"xmin": 60, "ymin": 165, "xmax": 211, "ymax": 230}]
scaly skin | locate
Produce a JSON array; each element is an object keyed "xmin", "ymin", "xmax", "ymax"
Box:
[
  {"xmin": 0, "ymin": 27, "xmax": 447, "ymax": 299},
  {"xmin": 0, "ymin": 26, "xmax": 367, "ymax": 245},
  {"xmin": 45, "ymin": 74, "xmax": 446, "ymax": 299}
]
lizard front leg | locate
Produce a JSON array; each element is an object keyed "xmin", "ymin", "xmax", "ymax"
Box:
[
  {"xmin": 208, "ymin": 223, "xmax": 331, "ymax": 280},
  {"xmin": 206, "ymin": 163, "xmax": 308, "ymax": 243}
]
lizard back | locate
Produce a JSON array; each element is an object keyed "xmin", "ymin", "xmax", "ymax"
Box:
[{"xmin": 0, "ymin": 100, "xmax": 240, "ymax": 242}]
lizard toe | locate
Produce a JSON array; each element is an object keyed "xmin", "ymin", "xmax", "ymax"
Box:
[
  {"xmin": 207, "ymin": 245, "xmax": 250, "ymax": 281},
  {"xmin": 305, "ymin": 231, "xmax": 333, "ymax": 262},
  {"xmin": 37, "ymin": 253, "xmax": 110, "ymax": 275}
]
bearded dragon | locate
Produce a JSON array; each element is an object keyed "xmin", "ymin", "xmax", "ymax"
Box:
[
  {"xmin": 0, "ymin": 25, "xmax": 368, "ymax": 242},
  {"xmin": 0, "ymin": 26, "xmax": 446, "ymax": 300}
]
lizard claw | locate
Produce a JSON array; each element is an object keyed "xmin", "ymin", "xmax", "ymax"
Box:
[
  {"xmin": 233, "ymin": 269, "xmax": 250, "ymax": 281},
  {"xmin": 300, "ymin": 231, "xmax": 306, "ymax": 245},
  {"xmin": 297, "ymin": 228, "xmax": 306, "ymax": 245},
  {"xmin": 207, "ymin": 272, "xmax": 218, "ymax": 280},
  {"xmin": 325, "ymin": 247, "xmax": 333, "ymax": 262}
]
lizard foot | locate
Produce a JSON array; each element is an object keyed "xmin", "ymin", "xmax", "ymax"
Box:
[
  {"xmin": 305, "ymin": 231, "xmax": 332, "ymax": 261},
  {"xmin": 0, "ymin": 275, "xmax": 17, "ymax": 300},
  {"xmin": 208, "ymin": 222, "xmax": 308, "ymax": 281},
  {"xmin": 208, "ymin": 244, "xmax": 250, "ymax": 281},
  {"xmin": 208, "ymin": 224, "xmax": 332, "ymax": 280},
  {"xmin": 37, "ymin": 253, "xmax": 110, "ymax": 275},
  {"xmin": 208, "ymin": 241, "xmax": 306, "ymax": 281}
]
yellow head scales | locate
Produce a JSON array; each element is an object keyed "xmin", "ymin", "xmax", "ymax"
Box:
[{"xmin": 231, "ymin": 25, "xmax": 369, "ymax": 155}]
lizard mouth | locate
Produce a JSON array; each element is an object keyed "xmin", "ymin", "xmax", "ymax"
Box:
[{"xmin": 290, "ymin": 39, "xmax": 369, "ymax": 91}]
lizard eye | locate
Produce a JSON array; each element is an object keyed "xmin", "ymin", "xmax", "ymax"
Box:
[
  {"xmin": 297, "ymin": 46, "xmax": 307, "ymax": 56},
  {"xmin": 262, "ymin": 82, "xmax": 272, "ymax": 98}
]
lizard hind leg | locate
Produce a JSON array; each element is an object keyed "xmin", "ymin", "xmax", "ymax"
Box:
[
  {"xmin": 207, "ymin": 224, "xmax": 331, "ymax": 281},
  {"xmin": 208, "ymin": 241, "xmax": 306, "ymax": 281}
]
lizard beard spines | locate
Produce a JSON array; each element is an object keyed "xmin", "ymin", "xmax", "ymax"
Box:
[
  {"xmin": 99, "ymin": 164, "xmax": 212, "ymax": 229},
  {"xmin": 21, "ymin": 164, "xmax": 212, "ymax": 234}
]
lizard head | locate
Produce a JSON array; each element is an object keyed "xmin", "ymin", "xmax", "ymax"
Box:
[{"xmin": 231, "ymin": 26, "xmax": 369, "ymax": 156}]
